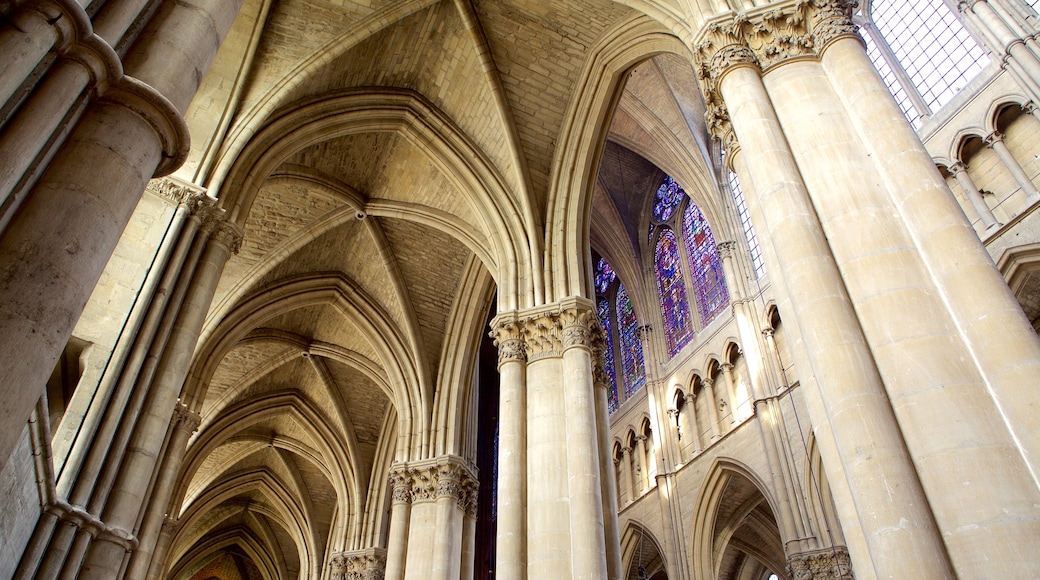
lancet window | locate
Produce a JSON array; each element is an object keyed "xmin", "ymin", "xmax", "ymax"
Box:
[
  {"xmin": 650, "ymin": 176, "xmax": 729, "ymax": 357},
  {"xmin": 595, "ymin": 257, "xmax": 646, "ymax": 414}
]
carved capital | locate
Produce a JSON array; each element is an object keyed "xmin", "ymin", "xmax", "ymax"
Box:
[
  {"xmin": 985, "ymin": 131, "xmax": 1005, "ymax": 147},
  {"xmin": 721, "ymin": 362, "xmax": 735, "ymax": 373},
  {"xmin": 762, "ymin": 326, "xmax": 775, "ymax": 339},
  {"xmin": 560, "ymin": 306, "xmax": 598, "ymax": 350},
  {"xmin": 389, "ymin": 468, "xmax": 412, "ymax": 505},
  {"xmin": 525, "ymin": 314, "xmax": 562, "ymax": 360},
  {"xmin": 685, "ymin": 392, "xmax": 697, "ymax": 404},
  {"xmin": 746, "ymin": 5, "xmax": 815, "ymax": 70},
  {"xmin": 810, "ymin": 0, "xmax": 859, "ymax": 53},
  {"xmin": 209, "ymin": 219, "xmax": 244, "ymax": 255},
  {"xmin": 145, "ymin": 177, "xmax": 206, "ymax": 205},
  {"xmin": 490, "ymin": 319, "xmax": 527, "ymax": 366},
  {"xmin": 787, "ymin": 546, "xmax": 854, "ymax": 580},
  {"xmin": 949, "ymin": 161, "xmax": 968, "ymax": 175},
  {"xmin": 332, "ymin": 549, "xmax": 387, "ymax": 580},
  {"xmin": 170, "ymin": 402, "xmax": 202, "ymax": 434},
  {"xmin": 717, "ymin": 240, "xmax": 738, "ymax": 261}
]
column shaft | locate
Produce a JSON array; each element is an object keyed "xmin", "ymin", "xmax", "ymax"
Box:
[
  {"xmin": 950, "ymin": 162, "xmax": 1001, "ymax": 230},
  {"xmin": 716, "ymin": 60, "xmax": 953, "ymax": 578},
  {"xmin": 829, "ymin": 4, "xmax": 1040, "ymax": 457},
  {"xmin": 490, "ymin": 320, "xmax": 526, "ymax": 580}
]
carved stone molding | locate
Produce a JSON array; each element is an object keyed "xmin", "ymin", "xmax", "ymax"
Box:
[
  {"xmin": 208, "ymin": 217, "xmax": 244, "ymax": 255},
  {"xmin": 717, "ymin": 240, "xmax": 738, "ymax": 261},
  {"xmin": 525, "ymin": 314, "xmax": 563, "ymax": 360},
  {"xmin": 560, "ymin": 306, "xmax": 599, "ymax": 351},
  {"xmin": 746, "ymin": 6, "xmax": 815, "ymax": 70},
  {"xmin": 489, "ymin": 319, "xmax": 526, "ymax": 366},
  {"xmin": 390, "ymin": 457, "xmax": 478, "ymax": 508},
  {"xmin": 330, "ymin": 548, "xmax": 388, "ymax": 580},
  {"xmin": 787, "ymin": 546, "xmax": 854, "ymax": 580},
  {"xmin": 810, "ymin": 0, "xmax": 859, "ymax": 52},
  {"xmin": 170, "ymin": 402, "xmax": 202, "ymax": 434},
  {"xmin": 145, "ymin": 177, "xmax": 206, "ymax": 205}
]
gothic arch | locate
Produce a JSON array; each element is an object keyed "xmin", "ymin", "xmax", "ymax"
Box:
[
  {"xmin": 545, "ymin": 14, "xmax": 693, "ymax": 302},
  {"xmin": 689, "ymin": 458, "xmax": 787, "ymax": 580},
  {"xmin": 620, "ymin": 520, "xmax": 670, "ymax": 580}
]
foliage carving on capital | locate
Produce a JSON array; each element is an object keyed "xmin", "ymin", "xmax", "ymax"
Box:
[
  {"xmin": 746, "ymin": 5, "xmax": 815, "ymax": 70},
  {"xmin": 525, "ymin": 314, "xmax": 562, "ymax": 360},
  {"xmin": 560, "ymin": 306, "xmax": 598, "ymax": 350},
  {"xmin": 146, "ymin": 177, "xmax": 206, "ymax": 205},
  {"xmin": 787, "ymin": 546, "xmax": 853, "ymax": 580},
  {"xmin": 389, "ymin": 469, "xmax": 412, "ymax": 504},
  {"xmin": 717, "ymin": 240, "xmax": 738, "ymax": 261},
  {"xmin": 490, "ymin": 320, "xmax": 527, "ymax": 365},
  {"xmin": 809, "ymin": 0, "xmax": 859, "ymax": 52},
  {"xmin": 331, "ymin": 550, "xmax": 387, "ymax": 580},
  {"xmin": 171, "ymin": 402, "xmax": 202, "ymax": 434}
]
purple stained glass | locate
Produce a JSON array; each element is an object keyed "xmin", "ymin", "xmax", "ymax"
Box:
[
  {"xmin": 616, "ymin": 285, "xmax": 646, "ymax": 398},
  {"xmin": 652, "ymin": 176, "xmax": 685, "ymax": 222},
  {"xmin": 682, "ymin": 201, "xmax": 729, "ymax": 326},
  {"xmin": 595, "ymin": 258, "xmax": 616, "ymax": 294},
  {"xmin": 655, "ymin": 229, "xmax": 695, "ymax": 356},
  {"xmin": 598, "ymin": 299, "xmax": 619, "ymax": 414}
]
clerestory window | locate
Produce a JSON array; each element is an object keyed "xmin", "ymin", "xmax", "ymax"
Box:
[{"xmin": 595, "ymin": 258, "xmax": 647, "ymax": 414}]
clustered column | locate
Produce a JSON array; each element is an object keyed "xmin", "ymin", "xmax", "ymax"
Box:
[
  {"xmin": 384, "ymin": 457, "xmax": 477, "ymax": 580},
  {"xmin": 693, "ymin": 1, "xmax": 1040, "ymax": 577}
]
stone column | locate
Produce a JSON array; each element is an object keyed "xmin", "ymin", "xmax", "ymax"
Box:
[
  {"xmin": 431, "ymin": 464, "xmax": 465, "ymax": 580},
  {"xmin": 719, "ymin": 363, "xmax": 741, "ymax": 424},
  {"xmin": 786, "ymin": 547, "xmax": 853, "ymax": 580},
  {"xmin": 0, "ymin": 0, "xmax": 244, "ymax": 472},
  {"xmin": 145, "ymin": 519, "xmax": 178, "ymax": 580},
  {"xmin": 459, "ymin": 485, "xmax": 477, "ymax": 580},
  {"xmin": 489, "ymin": 317, "xmax": 526, "ymax": 580},
  {"xmin": 384, "ymin": 468, "xmax": 412, "ymax": 580},
  {"xmin": 522, "ymin": 310, "xmax": 571, "ymax": 578},
  {"xmin": 592, "ymin": 328, "xmax": 623, "ymax": 580},
  {"xmin": 681, "ymin": 393, "xmax": 700, "ymax": 455},
  {"xmin": 124, "ymin": 403, "xmax": 202, "ymax": 579},
  {"xmin": 620, "ymin": 446, "xmax": 635, "ymax": 504},
  {"xmin": 985, "ymin": 131, "xmax": 1040, "ymax": 203},
  {"xmin": 701, "ymin": 377, "xmax": 722, "ymax": 440},
  {"xmin": 693, "ymin": 13, "xmax": 953, "ymax": 578},
  {"xmin": 949, "ymin": 162, "xmax": 1002, "ymax": 231},
  {"xmin": 630, "ymin": 436, "xmax": 647, "ymax": 495},
  {"xmin": 78, "ymin": 214, "xmax": 241, "ymax": 579},
  {"xmin": 814, "ymin": 5, "xmax": 1040, "ymax": 575}
]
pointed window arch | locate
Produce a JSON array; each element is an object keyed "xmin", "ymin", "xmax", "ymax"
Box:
[
  {"xmin": 594, "ymin": 257, "xmax": 645, "ymax": 413},
  {"xmin": 655, "ymin": 229, "xmax": 695, "ymax": 356},
  {"xmin": 616, "ymin": 285, "xmax": 646, "ymax": 399},
  {"xmin": 683, "ymin": 201, "xmax": 729, "ymax": 325}
]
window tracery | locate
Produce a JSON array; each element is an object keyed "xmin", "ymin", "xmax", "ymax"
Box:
[{"xmin": 594, "ymin": 257, "xmax": 646, "ymax": 414}]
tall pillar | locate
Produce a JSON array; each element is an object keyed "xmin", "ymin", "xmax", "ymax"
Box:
[
  {"xmin": 124, "ymin": 403, "xmax": 201, "ymax": 579},
  {"xmin": 701, "ymin": 377, "xmax": 722, "ymax": 440},
  {"xmin": 985, "ymin": 131, "xmax": 1040, "ymax": 203},
  {"xmin": 523, "ymin": 310, "xmax": 571, "ymax": 578},
  {"xmin": 78, "ymin": 214, "xmax": 241, "ymax": 579},
  {"xmin": 560, "ymin": 304, "xmax": 608, "ymax": 580},
  {"xmin": 489, "ymin": 317, "xmax": 526, "ymax": 580},
  {"xmin": 593, "ymin": 326, "xmax": 623, "ymax": 580},
  {"xmin": 949, "ymin": 161, "xmax": 1002, "ymax": 231},
  {"xmin": 813, "ymin": 4, "xmax": 1040, "ymax": 575},
  {"xmin": 0, "ymin": 0, "xmax": 245, "ymax": 471},
  {"xmin": 681, "ymin": 393, "xmax": 700, "ymax": 455},
  {"xmin": 693, "ymin": 13, "xmax": 954, "ymax": 578},
  {"xmin": 144, "ymin": 519, "xmax": 178, "ymax": 580},
  {"xmin": 384, "ymin": 469, "xmax": 412, "ymax": 580}
]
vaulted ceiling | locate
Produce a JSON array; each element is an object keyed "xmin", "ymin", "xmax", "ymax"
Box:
[{"xmin": 166, "ymin": 0, "xmax": 721, "ymax": 576}]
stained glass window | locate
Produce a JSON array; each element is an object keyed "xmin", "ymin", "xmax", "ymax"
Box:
[
  {"xmin": 655, "ymin": 229, "xmax": 695, "ymax": 356},
  {"xmin": 652, "ymin": 176, "xmax": 685, "ymax": 222},
  {"xmin": 616, "ymin": 285, "xmax": 646, "ymax": 398},
  {"xmin": 595, "ymin": 258, "xmax": 616, "ymax": 294},
  {"xmin": 598, "ymin": 299, "xmax": 619, "ymax": 414},
  {"xmin": 682, "ymin": 202, "xmax": 729, "ymax": 325}
]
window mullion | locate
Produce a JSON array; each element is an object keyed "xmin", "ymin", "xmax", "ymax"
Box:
[{"xmin": 861, "ymin": 20, "xmax": 934, "ymax": 118}]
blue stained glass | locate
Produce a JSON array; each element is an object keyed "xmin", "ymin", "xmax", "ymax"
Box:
[
  {"xmin": 652, "ymin": 176, "xmax": 685, "ymax": 222},
  {"xmin": 616, "ymin": 285, "xmax": 646, "ymax": 398},
  {"xmin": 595, "ymin": 258, "xmax": 616, "ymax": 294},
  {"xmin": 682, "ymin": 202, "xmax": 729, "ymax": 326},
  {"xmin": 655, "ymin": 229, "xmax": 695, "ymax": 356},
  {"xmin": 598, "ymin": 299, "xmax": 619, "ymax": 414}
]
